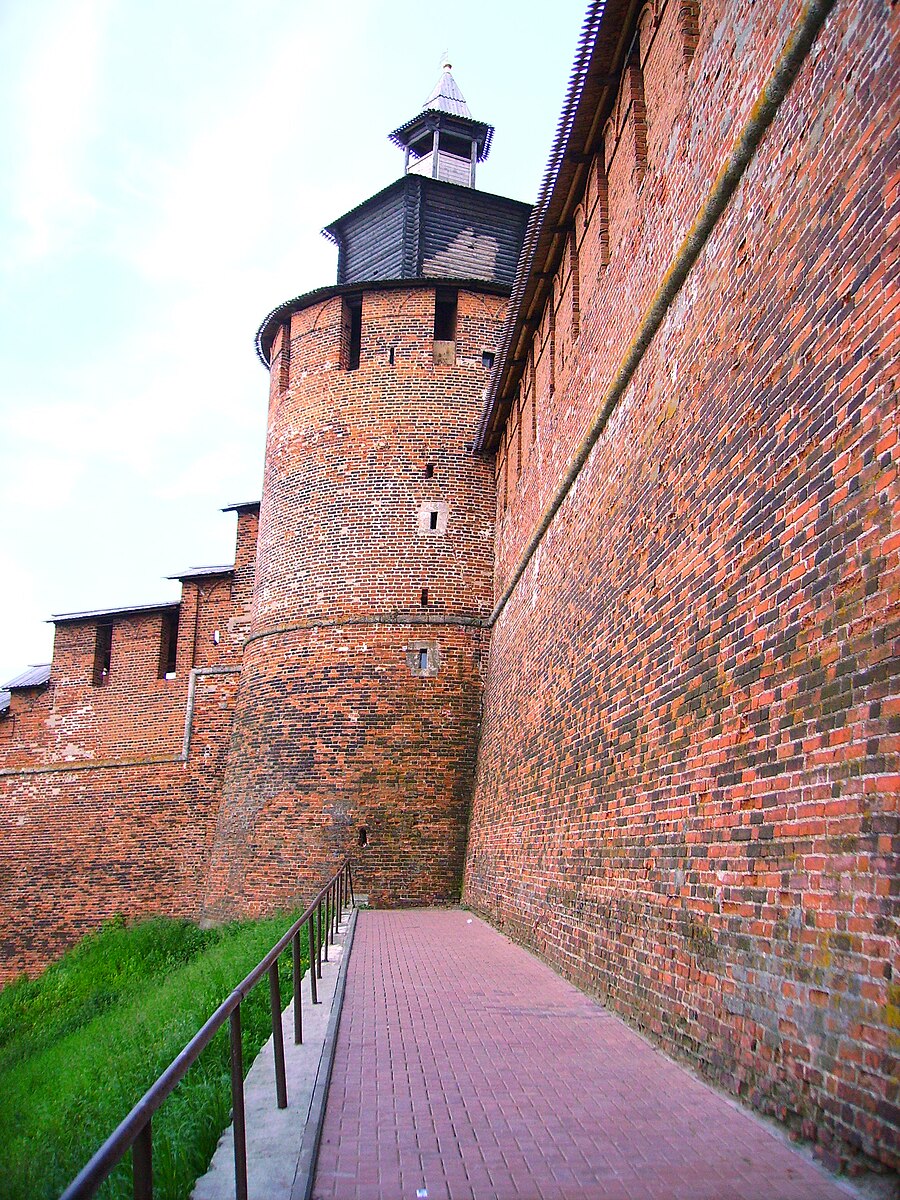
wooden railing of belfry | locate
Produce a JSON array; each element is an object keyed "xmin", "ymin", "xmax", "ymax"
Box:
[{"xmin": 60, "ymin": 860, "xmax": 354, "ymax": 1200}]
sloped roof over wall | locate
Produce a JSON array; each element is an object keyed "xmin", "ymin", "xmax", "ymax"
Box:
[
  {"xmin": 166, "ymin": 565, "xmax": 233, "ymax": 582},
  {"xmin": 475, "ymin": 0, "xmax": 633, "ymax": 452},
  {"xmin": 4, "ymin": 664, "xmax": 51, "ymax": 689},
  {"xmin": 51, "ymin": 602, "xmax": 180, "ymax": 625}
]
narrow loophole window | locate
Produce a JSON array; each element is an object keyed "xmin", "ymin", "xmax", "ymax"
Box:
[
  {"xmin": 341, "ymin": 294, "xmax": 362, "ymax": 370},
  {"xmin": 388, "ymin": 346, "xmax": 395, "ymax": 366},
  {"xmin": 420, "ymin": 588, "xmax": 429, "ymax": 606},
  {"xmin": 424, "ymin": 463, "xmax": 434, "ymax": 479},
  {"xmin": 358, "ymin": 827, "xmax": 368, "ymax": 847},
  {"xmin": 93, "ymin": 623, "xmax": 112, "ymax": 686},
  {"xmin": 429, "ymin": 510, "xmax": 439, "ymax": 531},
  {"xmin": 158, "ymin": 610, "xmax": 179, "ymax": 680},
  {"xmin": 433, "ymin": 288, "xmax": 457, "ymax": 365},
  {"xmin": 418, "ymin": 648, "xmax": 429, "ymax": 672}
]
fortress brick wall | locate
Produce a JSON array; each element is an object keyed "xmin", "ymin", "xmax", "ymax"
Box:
[
  {"xmin": 464, "ymin": 0, "xmax": 898, "ymax": 1175},
  {"xmin": 0, "ymin": 509, "xmax": 258, "ymax": 980},
  {"xmin": 0, "ymin": 0, "xmax": 896, "ymax": 1174},
  {"xmin": 201, "ymin": 285, "xmax": 501, "ymax": 918}
]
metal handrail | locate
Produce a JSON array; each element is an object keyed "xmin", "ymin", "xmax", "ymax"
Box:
[{"xmin": 60, "ymin": 859, "xmax": 355, "ymax": 1200}]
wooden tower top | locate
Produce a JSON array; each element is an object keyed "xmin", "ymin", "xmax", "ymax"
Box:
[{"xmin": 388, "ymin": 62, "xmax": 494, "ymax": 189}]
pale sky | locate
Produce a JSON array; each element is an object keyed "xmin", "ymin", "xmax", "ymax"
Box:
[{"xmin": 0, "ymin": 0, "xmax": 587, "ymax": 683}]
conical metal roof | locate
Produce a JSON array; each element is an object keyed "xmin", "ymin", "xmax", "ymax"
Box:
[{"xmin": 422, "ymin": 61, "xmax": 472, "ymax": 118}]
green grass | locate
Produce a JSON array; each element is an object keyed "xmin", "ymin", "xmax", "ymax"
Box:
[{"xmin": 0, "ymin": 913, "xmax": 308, "ymax": 1200}]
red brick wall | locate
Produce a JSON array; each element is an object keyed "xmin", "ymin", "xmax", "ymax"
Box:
[
  {"xmin": 466, "ymin": 0, "xmax": 898, "ymax": 1174},
  {"xmin": 0, "ymin": 672, "xmax": 238, "ymax": 979},
  {"xmin": 202, "ymin": 285, "xmax": 502, "ymax": 917},
  {"xmin": 0, "ymin": 514, "xmax": 252, "ymax": 981}
]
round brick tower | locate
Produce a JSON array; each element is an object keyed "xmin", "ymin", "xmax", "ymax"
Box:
[{"xmin": 203, "ymin": 65, "xmax": 530, "ymax": 915}]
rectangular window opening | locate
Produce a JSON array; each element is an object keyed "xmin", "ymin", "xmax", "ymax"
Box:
[
  {"xmin": 341, "ymin": 294, "xmax": 362, "ymax": 370},
  {"xmin": 424, "ymin": 463, "xmax": 434, "ymax": 479},
  {"xmin": 418, "ymin": 648, "xmax": 429, "ymax": 672},
  {"xmin": 93, "ymin": 623, "xmax": 112, "ymax": 686},
  {"xmin": 433, "ymin": 289, "xmax": 457, "ymax": 365},
  {"xmin": 158, "ymin": 610, "xmax": 179, "ymax": 680},
  {"xmin": 429, "ymin": 510, "xmax": 439, "ymax": 531},
  {"xmin": 420, "ymin": 588, "xmax": 429, "ymax": 606},
  {"xmin": 482, "ymin": 350, "xmax": 495, "ymax": 370},
  {"xmin": 278, "ymin": 320, "xmax": 291, "ymax": 392}
]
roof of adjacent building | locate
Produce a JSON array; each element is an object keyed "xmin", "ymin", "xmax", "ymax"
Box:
[
  {"xmin": 51, "ymin": 601, "xmax": 180, "ymax": 625},
  {"xmin": 4, "ymin": 664, "xmax": 51, "ymax": 690},
  {"xmin": 166, "ymin": 565, "xmax": 234, "ymax": 581},
  {"xmin": 0, "ymin": 690, "xmax": 9, "ymax": 714}
]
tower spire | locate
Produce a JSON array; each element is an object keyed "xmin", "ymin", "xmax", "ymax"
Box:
[{"xmin": 388, "ymin": 62, "xmax": 494, "ymax": 188}]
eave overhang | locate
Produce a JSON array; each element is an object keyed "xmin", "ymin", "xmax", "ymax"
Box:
[
  {"xmin": 50, "ymin": 601, "xmax": 180, "ymax": 625},
  {"xmin": 221, "ymin": 501, "xmax": 260, "ymax": 514},
  {"xmin": 388, "ymin": 111, "xmax": 494, "ymax": 161},
  {"xmin": 474, "ymin": 0, "xmax": 637, "ymax": 453}
]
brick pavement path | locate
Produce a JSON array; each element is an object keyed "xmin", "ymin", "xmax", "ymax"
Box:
[{"xmin": 312, "ymin": 910, "xmax": 855, "ymax": 1200}]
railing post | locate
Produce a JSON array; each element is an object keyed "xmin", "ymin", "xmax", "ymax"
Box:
[
  {"xmin": 308, "ymin": 913, "xmax": 319, "ymax": 1004},
  {"xmin": 292, "ymin": 930, "xmax": 303, "ymax": 1044},
  {"xmin": 348, "ymin": 860, "xmax": 355, "ymax": 906},
  {"xmin": 132, "ymin": 1118, "xmax": 152, "ymax": 1200},
  {"xmin": 58, "ymin": 864, "xmax": 351, "ymax": 1200},
  {"xmin": 230, "ymin": 1007, "xmax": 248, "ymax": 1200},
  {"xmin": 269, "ymin": 962, "xmax": 288, "ymax": 1109}
]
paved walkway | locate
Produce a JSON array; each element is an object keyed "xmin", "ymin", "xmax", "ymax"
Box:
[{"xmin": 312, "ymin": 910, "xmax": 856, "ymax": 1200}]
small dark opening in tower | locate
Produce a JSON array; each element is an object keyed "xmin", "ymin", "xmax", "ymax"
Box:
[
  {"xmin": 388, "ymin": 346, "xmax": 395, "ymax": 366},
  {"xmin": 424, "ymin": 463, "xmax": 434, "ymax": 479},
  {"xmin": 433, "ymin": 289, "xmax": 457, "ymax": 364},
  {"xmin": 358, "ymin": 827, "xmax": 368, "ymax": 847},
  {"xmin": 418, "ymin": 648, "xmax": 429, "ymax": 672},
  {"xmin": 441, "ymin": 132, "xmax": 474, "ymax": 158},
  {"xmin": 158, "ymin": 610, "xmax": 179, "ymax": 680},
  {"xmin": 434, "ymin": 289, "xmax": 457, "ymax": 342},
  {"xmin": 341, "ymin": 294, "xmax": 362, "ymax": 370},
  {"xmin": 429, "ymin": 509, "xmax": 439, "ymax": 531},
  {"xmin": 482, "ymin": 350, "xmax": 495, "ymax": 369},
  {"xmin": 420, "ymin": 588, "xmax": 429, "ymax": 606},
  {"xmin": 92, "ymin": 623, "xmax": 112, "ymax": 686}
]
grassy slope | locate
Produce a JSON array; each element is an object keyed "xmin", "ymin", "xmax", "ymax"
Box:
[{"xmin": 0, "ymin": 915, "xmax": 304, "ymax": 1200}]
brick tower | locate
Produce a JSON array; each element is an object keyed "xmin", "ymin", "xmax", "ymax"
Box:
[{"xmin": 202, "ymin": 65, "xmax": 530, "ymax": 915}]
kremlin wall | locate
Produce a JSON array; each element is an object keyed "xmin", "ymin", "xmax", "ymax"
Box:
[{"xmin": 1, "ymin": 0, "xmax": 897, "ymax": 1177}]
